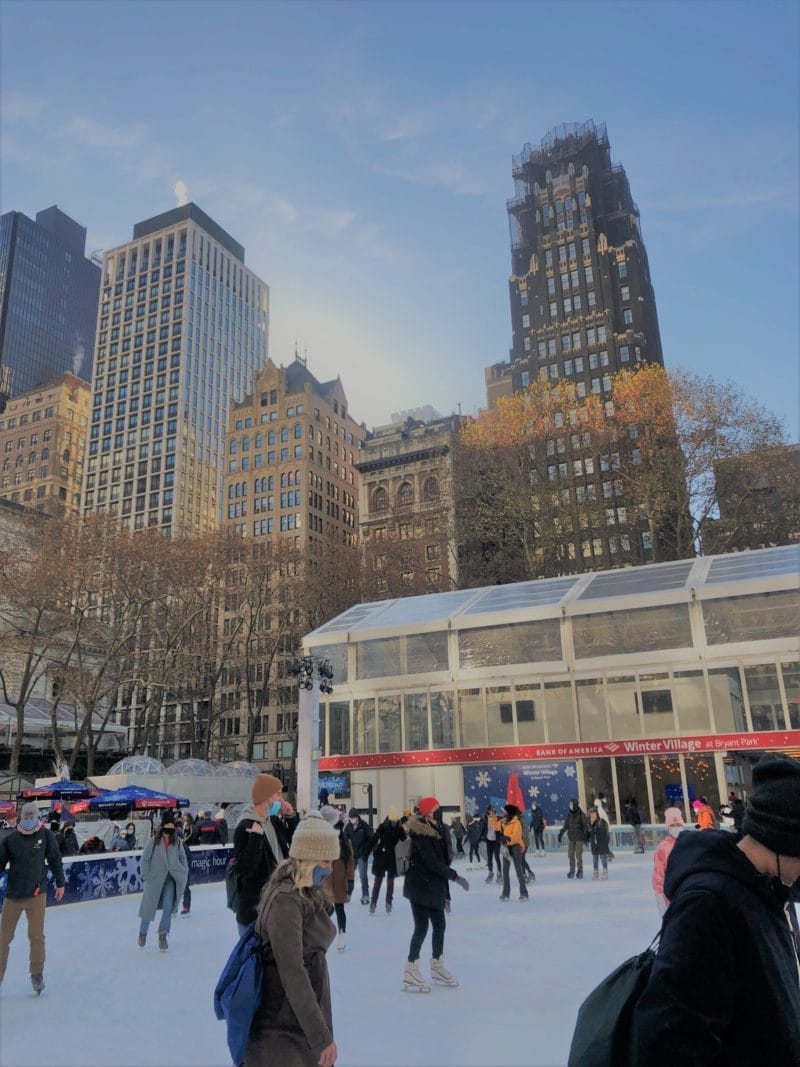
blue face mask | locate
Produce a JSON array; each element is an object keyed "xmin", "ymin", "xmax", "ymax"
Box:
[
  {"xmin": 19, "ymin": 817, "xmax": 39, "ymax": 832},
  {"xmin": 268, "ymin": 801, "xmax": 282, "ymax": 817},
  {"xmin": 312, "ymin": 865, "xmax": 331, "ymax": 887}
]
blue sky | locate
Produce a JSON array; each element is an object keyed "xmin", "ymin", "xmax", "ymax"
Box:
[{"xmin": 1, "ymin": 1, "xmax": 798, "ymax": 434}]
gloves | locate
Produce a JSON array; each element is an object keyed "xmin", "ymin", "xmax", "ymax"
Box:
[{"xmin": 454, "ymin": 875, "xmax": 469, "ymax": 892}]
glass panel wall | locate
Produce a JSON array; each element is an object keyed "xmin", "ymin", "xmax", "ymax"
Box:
[
  {"xmin": 616, "ymin": 756, "xmax": 651, "ymax": 822},
  {"xmin": 458, "ymin": 619, "xmax": 562, "ymax": 668},
  {"xmin": 607, "ymin": 676, "xmax": 640, "ymax": 737},
  {"xmin": 648, "ymin": 756, "xmax": 683, "ymax": 821},
  {"xmin": 572, "ymin": 604, "xmax": 692, "ymax": 658},
  {"xmin": 458, "ymin": 688, "xmax": 486, "ymax": 746},
  {"xmin": 514, "ymin": 684, "xmax": 545, "ymax": 744},
  {"xmin": 353, "ymin": 698, "xmax": 376, "ymax": 754},
  {"xmin": 582, "ymin": 757, "xmax": 615, "ymax": 821},
  {"xmin": 576, "ymin": 679, "xmax": 608, "ymax": 740},
  {"xmin": 683, "ymin": 753, "xmax": 721, "ymax": 813},
  {"xmin": 703, "ymin": 590, "xmax": 800, "ymax": 644},
  {"xmin": 673, "ymin": 670, "xmax": 711, "ymax": 734},
  {"xmin": 639, "ymin": 673, "xmax": 677, "ymax": 735},
  {"xmin": 356, "ymin": 632, "xmax": 448, "ymax": 679},
  {"xmin": 378, "ymin": 695, "xmax": 401, "ymax": 753},
  {"xmin": 430, "ymin": 692, "xmax": 455, "ymax": 749},
  {"xmin": 744, "ymin": 664, "xmax": 786, "ymax": 731},
  {"xmin": 782, "ymin": 661, "xmax": 800, "ymax": 728},
  {"xmin": 544, "ymin": 682, "xmax": 575, "ymax": 742},
  {"xmin": 486, "ymin": 686, "xmax": 515, "ymax": 744},
  {"xmin": 404, "ymin": 693, "xmax": 429, "ymax": 751},
  {"xmin": 313, "ymin": 643, "xmax": 348, "ymax": 684},
  {"xmin": 328, "ymin": 700, "xmax": 350, "ymax": 756},
  {"xmin": 708, "ymin": 667, "xmax": 747, "ymax": 732}
]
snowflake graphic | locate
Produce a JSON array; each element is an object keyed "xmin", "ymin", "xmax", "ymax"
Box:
[
  {"xmin": 564, "ymin": 765, "xmax": 576, "ymax": 778},
  {"xmin": 475, "ymin": 771, "xmax": 491, "ymax": 788},
  {"xmin": 114, "ymin": 856, "xmax": 143, "ymax": 895},
  {"xmin": 527, "ymin": 786, "xmax": 540, "ymax": 798},
  {"xmin": 464, "ymin": 796, "xmax": 479, "ymax": 817},
  {"xmin": 90, "ymin": 866, "xmax": 119, "ymax": 898},
  {"xmin": 550, "ymin": 793, "xmax": 560, "ymax": 803}
]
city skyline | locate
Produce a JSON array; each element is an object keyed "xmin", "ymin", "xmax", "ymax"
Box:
[{"xmin": 0, "ymin": 1, "xmax": 797, "ymax": 436}]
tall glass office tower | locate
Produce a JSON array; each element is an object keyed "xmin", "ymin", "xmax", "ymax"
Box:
[
  {"xmin": 81, "ymin": 203, "xmax": 269, "ymax": 536},
  {"xmin": 0, "ymin": 206, "xmax": 100, "ymax": 408}
]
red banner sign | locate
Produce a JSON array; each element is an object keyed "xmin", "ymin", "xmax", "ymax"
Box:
[{"xmin": 319, "ymin": 730, "xmax": 800, "ymax": 772}]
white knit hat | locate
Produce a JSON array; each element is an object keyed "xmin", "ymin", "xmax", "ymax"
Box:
[{"xmin": 289, "ymin": 811, "xmax": 341, "ymax": 862}]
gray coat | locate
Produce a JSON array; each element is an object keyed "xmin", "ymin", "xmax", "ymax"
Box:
[
  {"xmin": 137, "ymin": 835, "xmax": 188, "ymax": 922},
  {"xmin": 245, "ymin": 870, "xmax": 336, "ymax": 1067}
]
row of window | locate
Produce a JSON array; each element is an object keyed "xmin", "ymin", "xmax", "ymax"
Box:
[
  {"xmin": 0, "ymin": 404, "xmax": 57, "ymax": 430},
  {"xmin": 371, "ymin": 477, "xmax": 440, "ymax": 513},
  {"xmin": 235, "ymin": 404, "xmax": 304, "ymax": 428}
]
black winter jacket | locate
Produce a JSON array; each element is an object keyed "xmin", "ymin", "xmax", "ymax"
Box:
[
  {"xmin": 370, "ymin": 820, "xmax": 406, "ymax": 878},
  {"xmin": 0, "ymin": 827, "xmax": 65, "ymax": 898},
  {"xmin": 632, "ymin": 831, "xmax": 800, "ymax": 1067},
  {"xmin": 402, "ymin": 815, "xmax": 457, "ymax": 910},
  {"xmin": 529, "ymin": 807, "xmax": 545, "ymax": 833},
  {"xmin": 558, "ymin": 807, "xmax": 589, "ymax": 843},
  {"xmin": 588, "ymin": 817, "xmax": 610, "ymax": 856},
  {"xmin": 466, "ymin": 819, "xmax": 483, "ymax": 846},
  {"xmin": 233, "ymin": 813, "xmax": 297, "ymax": 926},
  {"xmin": 344, "ymin": 818, "xmax": 373, "ymax": 860}
]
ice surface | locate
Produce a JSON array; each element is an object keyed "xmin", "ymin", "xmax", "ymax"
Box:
[{"xmin": 0, "ymin": 852, "xmax": 721, "ymax": 1066}]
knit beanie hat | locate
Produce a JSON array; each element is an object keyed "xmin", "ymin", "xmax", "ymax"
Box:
[
  {"xmin": 252, "ymin": 774, "xmax": 283, "ymax": 807},
  {"xmin": 161, "ymin": 810, "xmax": 176, "ymax": 827},
  {"xmin": 19, "ymin": 802, "xmax": 40, "ymax": 823},
  {"xmin": 289, "ymin": 811, "xmax": 342, "ymax": 862},
  {"xmin": 742, "ymin": 754, "xmax": 800, "ymax": 857},
  {"xmin": 418, "ymin": 797, "xmax": 440, "ymax": 818},
  {"xmin": 663, "ymin": 806, "xmax": 685, "ymax": 826},
  {"xmin": 348, "ymin": 807, "xmax": 359, "ymax": 818},
  {"xmin": 319, "ymin": 805, "xmax": 343, "ymax": 828}
]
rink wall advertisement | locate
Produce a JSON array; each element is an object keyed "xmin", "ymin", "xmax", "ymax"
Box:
[
  {"xmin": 463, "ymin": 761, "xmax": 578, "ymax": 828},
  {"xmin": 0, "ymin": 844, "xmax": 233, "ymax": 909}
]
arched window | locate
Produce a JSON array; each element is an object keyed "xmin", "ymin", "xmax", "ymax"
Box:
[
  {"xmin": 295, "ymin": 470, "xmax": 301, "ymax": 485},
  {"xmin": 255, "ymin": 434, "xmax": 263, "ymax": 449},
  {"xmin": 397, "ymin": 482, "xmax": 413, "ymax": 507},
  {"xmin": 241, "ymin": 436, "xmax": 250, "ymax": 451},
  {"xmin": 280, "ymin": 426, "xmax": 289, "ymax": 442},
  {"xmin": 294, "ymin": 423, "xmax": 302, "ymax": 439},
  {"xmin": 229, "ymin": 440, "xmax": 238, "ymax": 454},
  {"xmin": 423, "ymin": 476, "xmax": 439, "ymax": 501},
  {"xmin": 268, "ymin": 430, "xmax": 275, "ymax": 445},
  {"xmin": 373, "ymin": 487, "xmax": 388, "ymax": 512}
]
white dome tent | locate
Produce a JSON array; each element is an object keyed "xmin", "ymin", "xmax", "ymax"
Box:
[
  {"xmin": 167, "ymin": 758, "xmax": 216, "ymax": 777},
  {"xmin": 87, "ymin": 755, "xmax": 261, "ymax": 808},
  {"xmin": 108, "ymin": 755, "xmax": 165, "ymax": 776}
]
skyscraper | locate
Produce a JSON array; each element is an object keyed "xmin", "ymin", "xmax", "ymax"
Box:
[
  {"xmin": 81, "ymin": 203, "xmax": 269, "ymax": 536},
  {"xmin": 485, "ymin": 120, "xmax": 666, "ymax": 567},
  {"xmin": 0, "ymin": 206, "xmax": 100, "ymax": 407}
]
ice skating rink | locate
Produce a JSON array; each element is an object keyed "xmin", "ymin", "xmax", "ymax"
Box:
[{"xmin": 1, "ymin": 852, "xmax": 666, "ymax": 1067}]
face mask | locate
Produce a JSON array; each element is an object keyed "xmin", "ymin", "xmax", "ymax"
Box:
[
  {"xmin": 570, "ymin": 804, "xmax": 577, "ymax": 812},
  {"xmin": 268, "ymin": 801, "xmax": 282, "ymax": 817},
  {"xmin": 312, "ymin": 865, "xmax": 331, "ymax": 887},
  {"xmin": 668, "ymin": 826, "xmax": 682, "ymax": 838},
  {"xmin": 19, "ymin": 817, "xmax": 39, "ymax": 832},
  {"xmin": 162, "ymin": 826, "xmax": 175, "ymax": 836}
]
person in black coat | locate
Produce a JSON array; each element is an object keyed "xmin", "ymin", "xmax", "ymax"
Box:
[
  {"xmin": 402, "ymin": 797, "xmax": 469, "ymax": 992},
  {"xmin": 57, "ymin": 824, "xmax": 80, "ymax": 857},
  {"xmin": 232, "ymin": 774, "xmax": 297, "ymax": 934},
  {"xmin": 588, "ymin": 808, "xmax": 610, "ymax": 880},
  {"xmin": 344, "ymin": 809, "xmax": 374, "ymax": 905},
  {"xmin": 557, "ymin": 799, "xmax": 590, "ymax": 879},
  {"xmin": 631, "ymin": 754, "xmax": 800, "ymax": 1066},
  {"xmin": 465, "ymin": 816, "xmax": 483, "ymax": 864},
  {"xmin": 530, "ymin": 803, "xmax": 546, "ymax": 856},
  {"xmin": 189, "ymin": 811, "xmax": 222, "ymax": 845},
  {"xmin": 368, "ymin": 808, "xmax": 406, "ymax": 914}
]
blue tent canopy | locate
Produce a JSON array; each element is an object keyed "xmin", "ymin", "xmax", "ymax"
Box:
[
  {"xmin": 19, "ymin": 780, "xmax": 99, "ymax": 801},
  {"xmin": 86, "ymin": 785, "xmax": 190, "ymax": 812}
]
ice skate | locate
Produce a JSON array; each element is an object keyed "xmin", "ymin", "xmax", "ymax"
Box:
[
  {"xmin": 336, "ymin": 932, "xmax": 346, "ymax": 952},
  {"xmin": 567, "ymin": 871, "xmax": 575, "ymax": 879},
  {"xmin": 158, "ymin": 931, "xmax": 168, "ymax": 952},
  {"xmin": 592, "ymin": 870, "xmax": 599, "ymax": 880},
  {"xmin": 576, "ymin": 869, "xmax": 584, "ymax": 879},
  {"xmin": 402, "ymin": 961, "xmax": 431, "ymax": 993},
  {"xmin": 181, "ymin": 905, "xmax": 190, "ymax": 916},
  {"xmin": 369, "ymin": 902, "xmax": 376, "ymax": 914},
  {"xmin": 31, "ymin": 973, "xmax": 44, "ymax": 995},
  {"xmin": 499, "ymin": 893, "xmax": 510, "ymax": 901},
  {"xmin": 431, "ymin": 956, "xmax": 459, "ymax": 987},
  {"xmin": 485, "ymin": 872, "xmax": 494, "ymax": 884},
  {"xmin": 495, "ymin": 873, "xmax": 502, "ymax": 884},
  {"xmin": 385, "ymin": 902, "xmax": 392, "ymax": 914},
  {"xmin": 138, "ymin": 933, "xmax": 146, "ymax": 948},
  {"xmin": 519, "ymin": 893, "xmax": 529, "ymax": 901},
  {"xmin": 601, "ymin": 869, "xmax": 608, "ymax": 880},
  {"xmin": 361, "ymin": 895, "xmax": 369, "ymax": 905}
]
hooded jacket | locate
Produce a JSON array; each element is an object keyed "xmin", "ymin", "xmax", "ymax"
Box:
[
  {"xmin": 233, "ymin": 806, "xmax": 297, "ymax": 927},
  {"xmin": 370, "ymin": 819, "xmax": 406, "ymax": 878},
  {"xmin": 558, "ymin": 806, "xmax": 589, "ymax": 843},
  {"xmin": 402, "ymin": 815, "xmax": 458, "ymax": 910},
  {"xmin": 632, "ymin": 830, "xmax": 800, "ymax": 1067}
]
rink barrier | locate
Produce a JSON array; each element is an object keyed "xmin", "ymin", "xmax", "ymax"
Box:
[{"xmin": 0, "ymin": 844, "xmax": 234, "ymax": 908}]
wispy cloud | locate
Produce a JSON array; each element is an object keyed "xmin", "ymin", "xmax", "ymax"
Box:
[
  {"xmin": 380, "ymin": 111, "xmax": 431, "ymax": 143},
  {"xmin": 69, "ymin": 116, "xmax": 145, "ymax": 151}
]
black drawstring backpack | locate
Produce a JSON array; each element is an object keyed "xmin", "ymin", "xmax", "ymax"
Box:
[{"xmin": 567, "ymin": 932, "xmax": 660, "ymax": 1067}]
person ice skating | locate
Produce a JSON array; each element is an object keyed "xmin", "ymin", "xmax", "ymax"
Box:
[
  {"xmin": 319, "ymin": 806, "xmax": 354, "ymax": 951},
  {"xmin": 137, "ymin": 811, "xmax": 188, "ymax": 951},
  {"xmin": 178, "ymin": 824, "xmax": 193, "ymax": 916},
  {"xmin": 693, "ymin": 796, "xmax": 717, "ymax": 832},
  {"xmin": 402, "ymin": 797, "xmax": 469, "ymax": 992},
  {"xmin": 588, "ymin": 807, "xmax": 610, "ymax": 880},
  {"xmin": 729, "ymin": 794, "xmax": 745, "ymax": 838},
  {"xmin": 626, "ymin": 798, "xmax": 645, "ymax": 852},
  {"xmin": 0, "ymin": 802, "xmax": 65, "ymax": 994},
  {"xmin": 343, "ymin": 809, "xmax": 373, "ymax": 905},
  {"xmin": 557, "ymin": 799, "xmax": 590, "ymax": 879},
  {"xmin": 530, "ymin": 803, "xmax": 546, "ymax": 856},
  {"xmin": 368, "ymin": 808, "xmax": 406, "ymax": 915},
  {"xmin": 651, "ymin": 806, "xmax": 685, "ymax": 915},
  {"xmin": 233, "ymin": 774, "xmax": 298, "ymax": 936},
  {"xmin": 190, "ymin": 810, "xmax": 223, "ymax": 845},
  {"xmin": 498, "ymin": 804, "xmax": 529, "ymax": 901},
  {"xmin": 215, "ymin": 808, "xmax": 230, "ymax": 845},
  {"xmin": 465, "ymin": 816, "xmax": 483, "ymax": 865},
  {"xmin": 631, "ymin": 753, "xmax": 800, "ymax": 1066},
  {"xmin": 56, "ymin": 823, "xmax": 79, "ymax": 857},
  {"xmin": 483, "ymin": 806, "xmax": 502, "ymax": 884},
  {"xmin": 450, "ymin": 815, "xmax": 466, "ymax": 856},
  {"xmin": 519, "ymin": 814, "xmax": 535, "ymax": 882},
  {"xmin": 243, "ymin": 812, "xmax": 340, "ymax": 1067}
]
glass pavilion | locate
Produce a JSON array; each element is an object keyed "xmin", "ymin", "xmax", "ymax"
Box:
[{"xmin": 305, "ymin": 545, "xmax": 800, "ymax": 826}]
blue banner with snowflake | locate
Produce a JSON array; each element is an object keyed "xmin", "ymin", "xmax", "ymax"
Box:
[
  {"xmin": 0, "ymin": 846, "xmax": 234, "ymax": 908},
  {"xmin": 463, "ymin": 761, "xmax": 579, "ymax": 827}
]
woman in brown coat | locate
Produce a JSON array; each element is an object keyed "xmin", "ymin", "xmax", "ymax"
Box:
[
  {"xmin": 320, "ymin": 806, "xmax": 354, "ymax": 952},
  {"xmin": 244, "ymin": 812, "xmax": 341, "ymax": 1067}
]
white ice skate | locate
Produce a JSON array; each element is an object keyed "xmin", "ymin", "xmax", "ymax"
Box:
[
  {"xmin": 431, "ymin": 956, "xmax": 459, "ymax": 988},
  {"xmin": 402, "ymin": 961, "xmax": 431, "ymax": 993},
  {"xmin": 336, "ymin": 932, "xmax": 346, "ymax": 952}
]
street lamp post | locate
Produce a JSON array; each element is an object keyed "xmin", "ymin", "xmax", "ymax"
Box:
[{"xmin": 292, "ymin": 655, "xmax": 333, "ymax": 814}]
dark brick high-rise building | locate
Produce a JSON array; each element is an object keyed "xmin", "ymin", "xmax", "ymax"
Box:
[{"xmin": 485, "ymin": 120, "xmax": 666, "ymax": 567}]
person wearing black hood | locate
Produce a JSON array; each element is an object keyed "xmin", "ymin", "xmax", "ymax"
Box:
[
  {"xmin": 632, "ymin": 753, "xmax": 800, "ymax": 1066},
  {"xmin": 557, "ymin": 799, "xmax": 590, "ymax": 879}
]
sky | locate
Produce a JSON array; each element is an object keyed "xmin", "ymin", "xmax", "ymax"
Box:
[{"xmin": 1, "ymin": 1, "xmax": 798, "ymax": 435}]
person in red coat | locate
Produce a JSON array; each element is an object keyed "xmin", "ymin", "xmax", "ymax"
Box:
[{"xmin": 651, "ymin": 806, "xmax": 686, "ymax": 914}]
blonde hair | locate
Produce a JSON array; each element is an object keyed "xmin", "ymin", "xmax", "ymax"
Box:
[{"xmin": 257, "ymin": 858, "xmax": 330, "ymax": 922}]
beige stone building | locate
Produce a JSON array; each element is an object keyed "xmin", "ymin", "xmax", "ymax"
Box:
[{"xmin": 0, "ymin": 373, "xmax": 90, "ymax": 516}]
